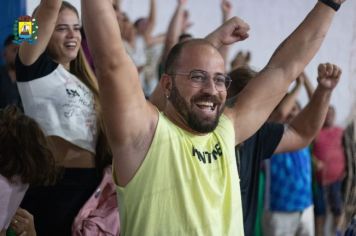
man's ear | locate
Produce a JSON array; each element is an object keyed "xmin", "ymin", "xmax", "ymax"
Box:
[{"xmin": 160, "ymin": 74, "xmax": 173, "ymax": 98}]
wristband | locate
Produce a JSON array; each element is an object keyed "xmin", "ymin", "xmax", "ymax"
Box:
[{"xmin": 319, "ymin": 0, "xmax": 341, "ymax": 11}]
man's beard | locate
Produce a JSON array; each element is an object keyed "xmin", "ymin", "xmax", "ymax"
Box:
[{"xmin": 169, "ymin": 83, "xmax": 224, "ymax": 133}]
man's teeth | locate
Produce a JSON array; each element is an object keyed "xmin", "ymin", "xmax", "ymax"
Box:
[
  {"xmin": 196, "ymin": 101, "xmax": 214, "ymax": 107},
  {"xmin": 196, "ymin": 102, "xmax": 215, "ymax": 111}
]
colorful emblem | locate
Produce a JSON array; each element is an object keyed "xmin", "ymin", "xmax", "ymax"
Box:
[{"xmin": 13, "ymin": 16, "xmax": 38, "ymax": 44}]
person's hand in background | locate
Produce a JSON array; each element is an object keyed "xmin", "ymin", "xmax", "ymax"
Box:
[{"xmin": 10, "ymin": 208, "xmax": 36, "ymax": 236}]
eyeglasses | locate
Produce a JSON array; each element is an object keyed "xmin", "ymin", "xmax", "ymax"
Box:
[{"xmin": 169, "ymin": 69, "xmax": 232, "ymax": 92}]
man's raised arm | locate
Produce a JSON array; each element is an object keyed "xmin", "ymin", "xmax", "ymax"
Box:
[
  {"xmin": 224, "ymin": 0, "xmax": 345, "ymax": 145},
  {"xmin": 82, "ymin": 0, "xmax": 158, "ymax": 186}
]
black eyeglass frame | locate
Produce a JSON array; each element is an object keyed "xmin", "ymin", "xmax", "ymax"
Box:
[{"xmin": 168, "ymin": 69, "xmax": 232, "ymax": 91}]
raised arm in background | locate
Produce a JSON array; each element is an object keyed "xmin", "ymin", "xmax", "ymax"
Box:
[
  {"xmin": 160, "ymin": 0, "xmax": 188, "ymax": 67},
  {"xmin": 274, "ymin": 63, "xmax": 341, "ymax": 153},
  {"xmin": 149, "ymin": 0, "xmax": 188, "ymax": 110},
  {"xmin": 139, "ymin": 0, "xmax": 165, "ymax": 46},
  {"xmin": 219, "ymin": 0, "xmax": 233, "ymax": 62},
  {"xmin": 145, "ymin": 0, "xmax": 157, "ymax": 40},
  {"xmin": 269, "ymin": 75, "xmax": 303, "ymax": 122},
  {"xmin": 302, "ymin": 71, "xmax": 316, "ymax": 100}
]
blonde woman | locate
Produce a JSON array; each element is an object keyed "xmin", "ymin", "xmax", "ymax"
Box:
[{"xmin": 15, "ymin": 1, "xmax": 110, "ymax": 235}]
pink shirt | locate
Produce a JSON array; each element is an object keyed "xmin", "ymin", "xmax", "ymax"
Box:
[
  {"xmin": 72, "ymin": 167, "xmax": 119, "ymax": 236},
  {"xmin": 0, "ymin": 175, "xmax": 28, "ymax": 230},
  {"xmin": 313, "ymin": 126, "xmax": 345, "ymax": 185}
]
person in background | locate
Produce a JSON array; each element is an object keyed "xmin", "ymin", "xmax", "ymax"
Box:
[
  {"xmin": 15, "ymin": 1, "xmax": 111, "ymax": 235},
  {"xmin": 262, "ymin": 64, "xmax": 342, "ymax": 236},
  {"xmin": 121, "ymin": 0, "xmax": 165, "ymax": 96},
  {"xmin": 0, "ymin": 35, "xmax": 21, "ymax": 109},
  {"xmin": 150, "ymin": 0, "xmax": 190, "ymax": 107},
  {"xmin": 0, "ymin": 105, "xmax": 56, "ymax": 236},
  {"xmin": 227, "ymin": 63, "xmax": 341, "ymax": 236},
  {"xmin": 134, "ymin": 0, "xmax": 165, "ymax": 47},
  {"xmin": 9, "ymin": 208, "xmax": 36, "ymax": 236},
  {"xmin": 313, "ymin": 105, "xmax": 346, "ymax": 236},
  {"xmin": 343, "ymin": 106, "xmax": 356, "ymax": 234},
  {"xmin": 230, "ymin": 50, "xmax": 251, "ymax": 70}
]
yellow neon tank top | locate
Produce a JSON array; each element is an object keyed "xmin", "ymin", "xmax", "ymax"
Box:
[{"xmin": 116, "ymin": 113, "xmax": 244, "ymax": 236}]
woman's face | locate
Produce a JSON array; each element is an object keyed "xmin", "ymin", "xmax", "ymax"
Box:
[{"xmin": 47, "ymin": 8, "xmax": 81, "ymax": 67}]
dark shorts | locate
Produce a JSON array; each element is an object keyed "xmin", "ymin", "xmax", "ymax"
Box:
[
  {"xmin": 20, "ymin": 168, "xmax": 101, "ymax": 236},
  {"xmin": 314, "ymin": 180, "xmax": 343, "ymax": 216}
]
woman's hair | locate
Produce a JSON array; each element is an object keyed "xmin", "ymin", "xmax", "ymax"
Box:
[
  {"xmin": 60, "ymin": 1, "xmax": 79, "ymax": 16},
  {"xmin": 0, "ymin": 106, "xmax": 56, "ymax": 185}
]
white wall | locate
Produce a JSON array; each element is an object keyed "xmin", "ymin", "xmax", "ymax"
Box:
[{"xmin": 27, "ymin": 0, "xmax": 356, "ymax": 126}]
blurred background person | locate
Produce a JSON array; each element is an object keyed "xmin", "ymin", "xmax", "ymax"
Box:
[
  {"xmin": 0, "ymin": 105, "xmax": 56, "ymax": 236},
  {"xmin": 0, "ymin": 35, "xmax": 21, "ymax": 110}
]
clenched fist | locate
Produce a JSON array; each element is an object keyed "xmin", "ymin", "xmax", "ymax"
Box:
[
  {"xmin": 205, "ymin": 16, "xmax": 250, "ymax": 49},
  {"xmin": 317, "ymin": 63, "xmax": 341, "ymax": 90}
]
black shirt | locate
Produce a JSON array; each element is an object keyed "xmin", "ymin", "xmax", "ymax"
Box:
[{"xmin": 237, "ymin": 122, "xmax": 284, "ymax": 236}]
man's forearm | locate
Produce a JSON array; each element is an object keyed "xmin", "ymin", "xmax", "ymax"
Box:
[
  {"xmin": 266, "ymin": 2, "xmax": 336, "ymax": 81},
  {"xmin": 82, "ymin": 0, "xmax": 126, "ymax": 69},
  {"xmin": 146, "ymin": 0, "xmax": 157, "ymax": 35}
]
